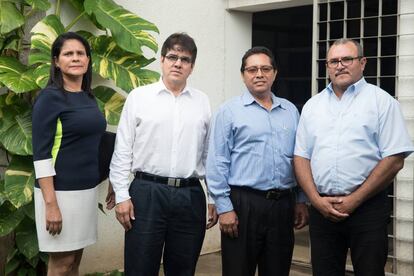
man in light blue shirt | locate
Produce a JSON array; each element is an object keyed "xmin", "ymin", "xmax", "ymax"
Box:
[
  {"xmin": 207, "ymin": 46, "xmax": 308, "ymax": 276},
  {"xmin": 294, "ymin": 38, "xmax": 414, "ymax": 276}
]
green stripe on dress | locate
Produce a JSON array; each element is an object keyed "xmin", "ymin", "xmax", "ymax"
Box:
[{"xmin": 51, "ymin": 118, "xmax": 62, "ymax": 165}]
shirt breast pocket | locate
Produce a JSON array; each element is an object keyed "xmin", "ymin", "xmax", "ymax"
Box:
[{"xmin": 346, "ymin": 112, "xmax": 378, "ymax": 141}]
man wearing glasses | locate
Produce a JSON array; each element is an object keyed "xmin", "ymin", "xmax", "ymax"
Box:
[
  {"xmin": 294, "ymin": 38, "xmax": 414, "ymax": 275},
  {"xmin": 207, "ymin": 46, "xmax": 308, "ymax": 276},
  {"xmin": 110, "ymin": 33, "xmax": 217, "ymax": 276}
]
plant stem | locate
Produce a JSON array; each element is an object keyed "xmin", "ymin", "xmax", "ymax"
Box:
[
  {"xmin": 25, "ymin": 9, "xmax": 35, "ymax": 18},
  {"xmin": 56, "ymin": 0, "xmax": 62, "ymax": 17},
  {"xmin": 65, "ymin": 11, "xmax": 86, "ymax": 32}
]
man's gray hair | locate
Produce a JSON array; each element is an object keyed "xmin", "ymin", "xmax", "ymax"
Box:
[{"xmin": 330, "ymin": 38, "xmax": 364, "ymax": 57}]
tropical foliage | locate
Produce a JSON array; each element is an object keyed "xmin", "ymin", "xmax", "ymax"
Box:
[{"xmin": 0, "ymin": 0, "xmax": 159, "ymax": 274}]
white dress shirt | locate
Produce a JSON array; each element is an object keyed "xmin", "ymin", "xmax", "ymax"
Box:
[{"xmin": 110, "ymin": 80, "xmax": 211, "ymax": 203}]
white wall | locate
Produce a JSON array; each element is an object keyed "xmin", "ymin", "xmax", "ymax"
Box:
[
  {"xmin": 396, "ymin": 0, "xmax": 414, "ymax": 274},
  {"xmin": 75, "ymin": 1, "xmax": 252, "ymax": 273}
]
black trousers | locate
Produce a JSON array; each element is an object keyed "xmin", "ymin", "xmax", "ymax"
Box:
[
  {"xmin": 309, "ymin": 191, "xmax": 390, "ymax": 276},
  {"xmin": 124, "ymin": 178, "xmax": 206, "ymax": 276},
  {"xmin": 221, "ymin": 186, "xmax": 295, "ymax": 276}
]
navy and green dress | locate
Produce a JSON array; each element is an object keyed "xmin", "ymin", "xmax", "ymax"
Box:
[{"xmin": 32, "ymin": 85, "xmax": 106, "ymax": 252}]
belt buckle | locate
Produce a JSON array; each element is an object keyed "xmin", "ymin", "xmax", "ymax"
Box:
[
  {"xmin": 167, "ymin": 178, "xmax": 180, "ymax": 187},
  {"xmin": 266, "ymin": 190, "xmax": 280, "ymax": 200}
]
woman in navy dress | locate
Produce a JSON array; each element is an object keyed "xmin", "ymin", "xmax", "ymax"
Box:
[{"xmin": 32, "ymin": 32, "xmax": 106, "ymax": 275}]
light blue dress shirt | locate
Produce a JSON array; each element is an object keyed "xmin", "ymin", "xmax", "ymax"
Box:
[
  {"xmin": 207, "ymin": 91, "xmax": 303, "ymax": 214},
  {"xmin": 294, "ymin": 78, "xmax": 414, "ymax": 195}
]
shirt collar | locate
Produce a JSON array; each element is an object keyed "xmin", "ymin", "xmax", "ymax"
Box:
[
  {"xmin": 327, "ymin": 77, "xmax": 367, "ymax": 96},
  {"xmin": 241, "ymin": 90, "xmax": 286, "ymax": 110},
  {"xmin": 156, "ymin": 78, "xmax": 192, "ymax": 96}
]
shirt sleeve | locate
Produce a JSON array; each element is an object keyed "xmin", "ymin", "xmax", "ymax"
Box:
[
  {"xmin": 32, "ymin": 90, "xmax": 61, "ymax": 179},
  {"xmin": 292, "ymin": 107, "xmax": 309, "ymax": 203},
  {"xmin": 378, "ymin": 97, "xmax": 414, "ymax": 158},
  {"xmin": 206, "ymin": 106, "xmax": 234, "ymax": 214},
  {"xmin": 202, "ymin": 96, "xmax": 212, "ymax": 170},
  {"xmin": 294, "ymin": 104, "xmax": 311, "ymax": 159},
  {"xmin": 109, "ymin": 91, "xmax": 137, "ymax": 204}
]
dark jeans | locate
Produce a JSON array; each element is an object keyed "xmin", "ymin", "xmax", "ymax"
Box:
[
  {"xmin": 221, "ymin": 186, "xmax": 295, "ymax": 276},
  {"xmin": 124, "ymin": 178, "xmax": 206, "ymax": 276},
  {"xmin": 309, "ymin": 191, "xmax": 391, "ymax": 276}
]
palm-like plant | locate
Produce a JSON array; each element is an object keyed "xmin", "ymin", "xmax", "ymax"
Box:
[{"xmin": 0, "ymin": 0, "xmax": 159, "ymax": 274}]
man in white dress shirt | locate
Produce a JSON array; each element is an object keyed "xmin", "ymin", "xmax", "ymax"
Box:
[{"xmin": 110, "ymin": 33, "xmax": 217, "ymax": 276}]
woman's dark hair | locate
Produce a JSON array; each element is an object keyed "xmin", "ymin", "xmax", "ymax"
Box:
[{"xmin": 47, "ymin": 32, "xmax": 93, "ymax": 96}]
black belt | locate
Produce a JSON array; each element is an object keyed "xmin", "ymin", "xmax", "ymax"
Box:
[
  {"xmin": 135, "ymin": 172, "xmax": 200, "ymax": 188},
  {"xmin": 230, "ymin": 185, "xmax": 292, "ymax": 200}
]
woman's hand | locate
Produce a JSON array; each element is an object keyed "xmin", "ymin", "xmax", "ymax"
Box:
[{"xmin": 45, "ymin": 202, "xmax": 62, "ymax": 235}]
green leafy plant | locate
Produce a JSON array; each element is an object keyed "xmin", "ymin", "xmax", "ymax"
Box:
[{"xmin": 0, "ymin": 0, "xmax": 159, "ymax": 274}]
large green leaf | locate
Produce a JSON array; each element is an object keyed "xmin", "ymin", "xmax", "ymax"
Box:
[
  {"xmin": 0, "ymin": 56, "xmax": 39, "ymax": 93},
  {"xmin": 26, "ymin": 255, "xmax": 39, "ymax": 268},
  {"xmin": 0, "ymin": 201, "xmax": 25, "ymax": 236},
  {"xmin": 0, "ymin": 33, "xmax": 20, "ymax": 52},
  {"xmin": 0, "ymin": 94, "xmax": 30, "ymax": 134},
  {"xmin": 29, "ymin": 14, "xmax": 65, "ymax": 65},
  {"xmin": 23, "ymin": 200, "xmax": 35, "ymax": 220},
  {"xmin": 25, "ymin": 0, "xmax": 51, "ymax": 11},
  {"xmin": 0, "ymin": 1, "xmax": 25, "ymax": 34},
  {"xmin": 68, "ymin": 0, "xmax": 106, "ymax": 30},
  {"xmin": 4, "ymin": 155, "xmax": 35, "ymax": 208},
  {"xmin": 16, "ymin": 217, "xmax": 39, "ymax": 259},
  {"xmin": 32, "ymin": 63, "xmax": 50, "ymax": 88},
  {"xmin": 84, "ymin": 0, "xmax": 158, "ymax": 54},
  {"xmin": 93, "ymin": 86, "xmax": 125, "ymax": 125},
  {"xmin": 0, "ymin": 109, "xmax": 33, "ymax": 155},
  {"xmin": 80, "ymin": 32, "xmax": 159, "ymax": 92}
]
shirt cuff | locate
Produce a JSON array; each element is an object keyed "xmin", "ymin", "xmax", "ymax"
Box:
[
  {"xmin": 215, "ymin": 196, "xmax": 234, "ymax": 214},
  {"xmin": 34, "ymin": 159, "xmax": 56, "ymax": 179},
  {"xmin": 115, "ymin": 190, "xmax": 131, "ymax": 204}
]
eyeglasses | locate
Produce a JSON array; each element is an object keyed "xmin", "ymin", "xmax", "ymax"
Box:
[
  {"xmin": 165, "ymin": 54, "xmax": 192, "ymax": 65},
  {"xmin": 243, "ymin": 66, "xmax": 274, "ymax": 75},
  {"xmin": 326, "ymin": 56, "xmax": 362, "ymax": 68}
]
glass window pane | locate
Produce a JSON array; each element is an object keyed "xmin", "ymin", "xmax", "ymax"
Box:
[
  {"xmin": 381, "ymin": 36, "xmax": 396, "ymax": 56},
  {"xmin": 381, "ymin": 16, "xmax": 397, "ymax": 36},
  {"xmin": 330, "ymin": 1, "xmax": 344, "ymax": 20},
  {"xmin": 363, "ymin": 38, "xmax": 378, "ymax": 57},
  {"xmin": 365, "ymin": 77, "xmax": 378, "ymax": 86},
  {"xmin": 364, "ymin": 18, "xmax": 378, "ymax": 37},
  {"xmin": 380, "ymin": 57, "xmax": 396, "ymax": 76},
  {"xmin": 347, "ymin": 0, "xmax": 361, "ymax": 19},
  {"xmin": 364, "ymin": 0, "xmax": 379, "ymax": 17},
  {"xmin": 330, "ymin": 21, "xmax": 344, "ymax": 40},
  {"xmin": 380, "ymin": 77, "xmax": 395, "ymax": 96},
  {"xmin": 318, "ymin": 42, "xmax": 327, "ymax": 60},
  {"xmin": 318, "ymin": 79, "xmax": 326, "ymax": 93},
  {"xmin": 319, "ymin": 22, "xmax": 327, "ymax": 40},
  {"xmin": 364, "ymin": 57, "xmax": 377, "ymax": 77},
  {"xmin": 318, "ymin": 60, "xmax": 326, "ymax": 78},
  {"xmin": 347, "ymin": 19, "xmax": 360, "ymax": 38},
  {"xmin": 319, "ymin": 3, "xmax": 327, "ymax": 21},
  {"xmin": 382, "ymin": 0, "xmax": 398, "ymax": 15}
]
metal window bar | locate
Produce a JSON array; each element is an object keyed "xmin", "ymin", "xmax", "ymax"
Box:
[{"xmin": 313, "ymin": 0, "xmax": 414, "ymax": 275}]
